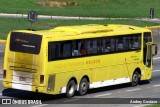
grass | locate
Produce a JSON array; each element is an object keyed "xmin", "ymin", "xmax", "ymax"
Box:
[
  {"xmin": 0, "ymin": 17, "xmax": 159, "ymax": 40},
  {"xmin": 0, "ymin": 0, "xmax": 159, "ymax": 40},
  {"xmin": 145, "ymin": 104, "xmax": 160, "ymax": 107},
  {"xmin": 0, "ymin": 0, "xmax": 160, "ymax": 18}
]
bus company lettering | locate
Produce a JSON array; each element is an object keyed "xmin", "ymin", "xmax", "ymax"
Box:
[
  {"xmin": 22, "ymin": 44, "xmax": 35, "ymax": 48},
  {"xmin": 86, "ymin": 59, "xmax": 100, "ymax": 64},
  {"xmin": 55, "ymin": 61, "xmax": 85, "ymax": 69},
  {"xmin": 15, "ymin": 38, "xmax": 29, "ymax": 43}
]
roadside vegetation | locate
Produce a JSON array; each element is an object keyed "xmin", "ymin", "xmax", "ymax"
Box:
[
  {"xmin": 145, "ymin": 104, "xmax": 160, "ymax": 107},
  {"xmin": 0, "ymin": 0, "xmax": 160, "ymax": 18},
  {"xmin": 0, "ymin": 17, "xmax": 159, "ymax": 39},
  {"xmin": 0, "ymin": 0, "xmax": 160, "ymax": 39}
]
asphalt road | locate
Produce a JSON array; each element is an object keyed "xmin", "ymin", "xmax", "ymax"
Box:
[{"xmin": 0, "ymin": 54, "xmax": 160, "ymax": 107}]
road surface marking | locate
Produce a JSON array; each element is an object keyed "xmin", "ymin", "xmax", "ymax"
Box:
[
  {"xmin": 31, "ymin": 104, "xmax": 48, "ymax": 107},
  {"xmin": 94, "ymin": 93, "xmax": 112, "ymax": 97},
  {"xmin": 153, "ymin": 57, "xmax": 160, "ymax": 60},
  {"xmin": 133, "ymin": 104, "xmax": 150, "ymax": 107},
  {"xmin": 153, "ymin": 84, "xmax": 160, "ymax": 87},
  {"xmin": 0, "ymin": 78, "xmax": 3, "ymax": 81},
  {"xmin": 153, "ymin": 70, "xmax": 160, "ymax": 72},
  {"xmin": 63, "ymin": 99, "xmax": 79, "ymax": 103},
  {"xmin": 126, "ymin": 88, "xmax": 141, "ymax": 92}
]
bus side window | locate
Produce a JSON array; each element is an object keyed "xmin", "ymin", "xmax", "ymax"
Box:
[
  {"xmin": 116, "ymin": 37, "xmax": 124, "ymax": 51},
  {"xmin": 129, "ymin": 35, "xmax": 141, "ymax": 50},
  {"xmin": 102, "ymin": 39, "xmax": 105, "ymax": 53},
  {"xmin": 80, "ymin": 41, "xmax": 87, "ymax": 55},
  {"xmin": 97, "ymin": 39, "xmax": 102, "ymax": 53},
  {"xmin": 92, "ymin": 39, "xmax": 97, "ymax": 54},
  {"xmin": 48, "ymin": 42, "xmax": 62, "ymax": 61},
  {"xmin": 104, "ymin": 38, "xmax": 111, "ymax": 53},
  {"xmin": 110, "ymin": 38, "xmax": 115, "ymax": 52},
  {"xmin": 48, "ymin": 43, "xmax": 56, "ymax": 61},
  {"xmin": 72, "ymin": 41, "xmax": 79, "ymax": 56},
  {"xmin": 86, "ymin": 40, "xmax": 91, "ymax": 55},
  {"xmin": 126, "ymin": 37, "xmax": 130, "ymax": 50},
  {"xmin": 63, "ymin": 42, "xmax": 72, "ymax": 58}
]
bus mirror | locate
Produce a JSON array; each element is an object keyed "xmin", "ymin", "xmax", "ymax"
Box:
[{"xmin": 152, "ymin": 44, "xmax": 158, "ymax": 56}]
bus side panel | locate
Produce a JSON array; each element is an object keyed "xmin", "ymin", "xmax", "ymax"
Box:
[
  {"xmin": 47, "ymin": 64, "xmax": 94, "ymax": 94},
  {"xmin": 46, "ymin": 50, "xmax": 142, "ymax": 94},
  {"xmin": 3, "ymin": 33, "xmax": 12, "ymax": 88}
]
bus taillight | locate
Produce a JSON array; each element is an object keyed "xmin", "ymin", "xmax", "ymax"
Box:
[
  {"xmin": 3, "ymin": 70, "xmax": 6, "ymax": 79},
  {"xmin": 40, "ymin": 75, "xmax": 44, "ymax": 84}
]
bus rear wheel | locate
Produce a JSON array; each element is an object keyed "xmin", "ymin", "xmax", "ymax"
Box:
[
  {"xmin": 66, "ymin": 80, "xmax": 76, "ymax": 98},
  {"xmin": 79, "ymin": 78, "xmax": 89, "ymax": 96},
  {"xmin": 131, "ymin": 71, "xmax": 140, "ymax": 86}
]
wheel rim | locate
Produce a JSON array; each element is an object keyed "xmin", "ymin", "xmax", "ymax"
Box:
[
  {"xmin": 68, "ymin": 84, "xmax": 75, "ymax": 95},
  {"xmin": 81, "ymin": 82, "xmax": 87, "ymax": 92},
  {"xmin": 133, "ymin": 73, "xmax": 138, "ymax": 83}
]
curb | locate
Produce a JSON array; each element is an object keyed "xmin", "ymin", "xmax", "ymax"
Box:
[
  {"xmin": 147, "ymin": 26, "xmax": 160, "ymax": 29},
  {"xmin": 0, "ymin": 40, "xmax": 6, "ymax": 44}
]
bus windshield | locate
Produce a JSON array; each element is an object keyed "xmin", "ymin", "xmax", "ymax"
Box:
[{"xmin": 10, "ymin": 32, "xmax": 42, "ymax": 54}]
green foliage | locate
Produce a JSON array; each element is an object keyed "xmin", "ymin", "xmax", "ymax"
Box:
[
  {"xmin": 0, "ymin": 17, "xmax": 159, "ymax": 39},
  {"xmin": 145, "ymin": 104, "xmax": 160, "ymax": 107},
  {"xmin": 0, "ymin": 0, "xmax": 159, "ymax": 39},
  {"xmin": 0, "ymin": 0, "xmax": 159, "ymax": 18}
]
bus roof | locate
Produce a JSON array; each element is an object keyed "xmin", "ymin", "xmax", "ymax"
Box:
[
  {"xmin": 14, "ymin": 24, "xmax": 151, "ymax": 40},
  {"xmin": 50, "ymin": 24, "xmax": 150, "ymax": 34}
]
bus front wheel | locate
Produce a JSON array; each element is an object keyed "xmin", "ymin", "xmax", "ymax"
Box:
[
  {"xmin": 131, "ymin": 71, "xmax": 140, "ymax": 86},
  {"xmin": 66, "ymin": 80, "xmax": 76, "ymax": 98},
  {"xmin": 79, "ymin": 78, "xmax": 89, "ymax": 96}
]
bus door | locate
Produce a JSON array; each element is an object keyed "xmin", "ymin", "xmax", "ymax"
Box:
[
  {"xmin": 145, "ymin": 42, "xmax": 152, "ymax": 79},
  {"xmin": 143, "ymin": 32, "xmax": 152, "ymax": 79},
  {"xmin": 146, "ymin": 43, "xmax": 152, "ymax": 68}
]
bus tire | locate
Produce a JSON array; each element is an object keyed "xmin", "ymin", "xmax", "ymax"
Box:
[
  {"xmin": 66, "ymin": 80, "xmax": 76, "ymax": 98},
  {"xmin": 131, "ymin": 71, "xmax": 140, "ymax": 86},
  {"xmin": 79, "ymin": 78, "xmax": 89, "ymax": 96}
]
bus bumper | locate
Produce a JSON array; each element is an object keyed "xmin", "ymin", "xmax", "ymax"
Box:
[{"xmin": 2, "ymin": 81, "xmax": 46, "ymax": 93}]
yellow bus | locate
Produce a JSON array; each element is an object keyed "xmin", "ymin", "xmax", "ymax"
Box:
[{"xmin": 3, "ymin": 24, "xmax": 157, "ymax": 97}]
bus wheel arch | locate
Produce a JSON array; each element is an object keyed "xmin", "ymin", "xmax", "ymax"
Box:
[
  {"xmin": 66, "ymin": 77, "xmax": 77, "ymax": 98},
  {"xmin": 78, "ymin": 75, "xmax": 90, "ymax": 96},
  {"xmin": 131, "ymin": 68, "xmax": 141, "ymax": 86}
]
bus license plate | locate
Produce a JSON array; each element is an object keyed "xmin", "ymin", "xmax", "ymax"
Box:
[{"xmin": 19, "ymin": 77, "xmax": 26, "ymax": 81}]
